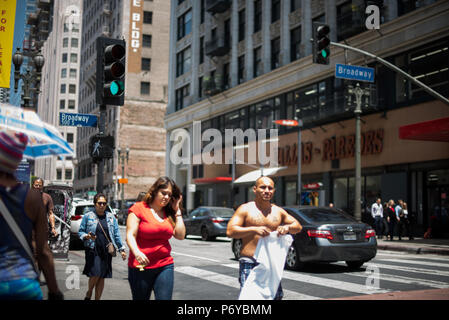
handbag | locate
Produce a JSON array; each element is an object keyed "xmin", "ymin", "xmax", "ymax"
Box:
[
  {"xmin": 97, "ymin": 216, "xmax": 117, "ymax": 257},
  {"xmin": 0, "ymin": 198, "xmax": 39, "ymax": 274}
]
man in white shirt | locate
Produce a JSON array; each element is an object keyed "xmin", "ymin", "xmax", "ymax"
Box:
[{"xmin": 371, "ymin": 198, "xmax": 383, "ymax": 239}]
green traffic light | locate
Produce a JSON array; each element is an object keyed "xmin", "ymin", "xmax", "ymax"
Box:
[
  {"xmin": 321, "ymin": 49, "xmax": 328, "ymax": 58},
  {"xmin": 109, "ymin": 81, "xmax": 119, "ymax": 95}
]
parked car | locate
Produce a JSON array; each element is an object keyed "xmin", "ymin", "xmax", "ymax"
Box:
[
  {"xmin": 184, "ymin": 206, "xmax": 234, "ymax": 241},
  {"xmin": 69, "ymin": 199, "xmax": 115, "ymax": 246},
  {"xmin": 231, "ymin": 206, "xmax": 377, "ymax": 270},
  {"xmin": 117, "ymin": 199, "xmax": 137, "ymax": 225}
]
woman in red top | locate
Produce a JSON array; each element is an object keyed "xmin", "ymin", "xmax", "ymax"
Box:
[{"xmin": 126, "ymin": 177, "xmax": 185, "ymax": 300}]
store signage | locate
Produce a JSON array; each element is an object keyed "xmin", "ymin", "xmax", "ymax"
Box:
[{"xmin": 278, "ymin": 128, "xmax": 384, "ymax": 166}]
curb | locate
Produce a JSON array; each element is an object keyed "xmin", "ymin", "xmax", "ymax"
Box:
[{"xmin": 377, "ymin": 244, "xmax": 449, "ymax": 256}]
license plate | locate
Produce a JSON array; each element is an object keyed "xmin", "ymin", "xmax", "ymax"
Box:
[{"xmin": 343, "ymin": 232, "xmax": 357, "ymax": 240}]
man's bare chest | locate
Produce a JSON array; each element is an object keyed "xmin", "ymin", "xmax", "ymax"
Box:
[{"xmin": 245, "ymin": 211, "xmax": 282, "ymax": 229}]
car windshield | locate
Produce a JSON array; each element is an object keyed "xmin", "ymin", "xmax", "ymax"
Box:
[
  {"xmin": 209, "ymin": 208, "xmax": 234, "ymax": 218},
  {"xmin": 299, "ymin": 208, "xmax": 356, "ymax": 223}
]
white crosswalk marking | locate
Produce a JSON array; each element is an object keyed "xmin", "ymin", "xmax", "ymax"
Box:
[
  {"xmin": 355, "ymin": 261, "xmax": 449, "ymax": 277},
  {"xmin": 223, "ymin": 264, "xmax": 390, "ymax": 295},
  {"xmin": 376, "ymin": 258, "xmax": 449, "ymax": 269},
  {"xmin": 175, "ymin": 266, "xmax": 320, "ymax": 300}
]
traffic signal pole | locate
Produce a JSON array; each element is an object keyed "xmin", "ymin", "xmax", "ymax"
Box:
[
  {"xmin": 96, "ymin": 104, "xmax": 107, "ymax": 193},
  {"xmin": 330, "ymin": 41, "xmax": 449, "ymax": 106}
]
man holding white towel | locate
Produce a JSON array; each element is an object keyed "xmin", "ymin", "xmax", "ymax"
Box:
[{"xmin": 227, "ymin": 176, "xmax": 302, "ymax": 300}]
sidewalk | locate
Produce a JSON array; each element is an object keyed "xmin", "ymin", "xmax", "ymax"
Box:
[{"xmin": 376, "ymin": 237, "xmax": 449, "ymax": 255}]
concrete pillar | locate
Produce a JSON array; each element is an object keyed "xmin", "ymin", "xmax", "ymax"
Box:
[
  {"xmin": 262, "ymin": 0, "xmax": 271, "ymax": 74},
  {"xmin": 245, "ymin": 0, "xmax": 254, "ymax": 81},
  {"xmin": 167, "ymin": 0, "xmax": 177, "ymax": 113},
  {"xmin": 301, "ymin": 0, "xmax": 312, "ymax": 57},
  {"xmin": 231, "ymin": 0, "xmax": 239, "ymax": 87},
  {"xmin": 325, "ymin": 0, "xmax": 337, "ymax": 42},
  {"xmin": 191, "ymin": 0, "xmax": 201, "ymax": 101},
  {"xmin": 281, "ymin": 0, "xmax": 291, "ymax": 65}
]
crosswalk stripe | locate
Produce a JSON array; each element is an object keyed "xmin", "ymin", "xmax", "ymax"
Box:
[
  {"xmin": 376, "ymin": 258, "xmax": 449, "ymax": 269},
  {"xmin": 335, "ymin": 261, "xmax": 449, "ymax": 277},
  {"xmin": 175, "ymin": 266, "xmax": 320, "ymax": 300},
  {"xmin": 223, "ymin": 264, "xmax": 390, "ymax": 295},
  {"xmin": 376, "ymin": 252, "xmax": 449, "ymax": 263},
  {"xmin": 341, "ymin": 265, "xmax": 449, "ymax": 289}
]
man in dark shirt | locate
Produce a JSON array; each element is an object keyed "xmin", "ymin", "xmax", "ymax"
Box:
[{"xmin": 32, "ymin": 178, "xmax": 58, "ymax": 238}]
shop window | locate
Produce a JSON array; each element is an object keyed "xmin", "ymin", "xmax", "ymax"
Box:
[
  {"xmin": 334, "ymin": 177, "xmax": 348, "ymax": 212},
  {"xmin": 285, "ymin": 181, "xmax": 297, "ymax": 205}
]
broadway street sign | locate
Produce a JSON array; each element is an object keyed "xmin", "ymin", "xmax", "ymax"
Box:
[
  {"xmin": 335, "ymin": 63, "xmax": 375, "ymax": 83},
  {"xmin": 59, "ymin": 112, "xmax": 98, "ymax": 127}
]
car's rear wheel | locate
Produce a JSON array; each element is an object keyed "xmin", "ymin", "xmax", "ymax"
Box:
[
  {"xmin": 232, "ymin": 239, "xmax": 242, "ymax": 260},
  {"xmin": 285, "ymin": 244, "xmax": 304, "ymax": 270},
  {"xmin": 346, "ymin": 260, "xmax": 365, "ymax": 269},
  {"xmin": 201, "ymin": 227, "xmax": 212, "ymax": 241}
]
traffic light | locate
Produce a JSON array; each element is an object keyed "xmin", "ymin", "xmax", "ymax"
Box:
[
  {"xmin": 312, "ymin": 22, "xmax": 330, "ymax": 65},
  {"xmin": 96, "ymin": 37, "xmax": 126, "ymax": 106},
  {"xmin": 90, "ymin": 134, "xmax": 115, "ymax": 162}
]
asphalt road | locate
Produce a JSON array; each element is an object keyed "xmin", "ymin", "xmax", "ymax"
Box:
[{"xmin": 43, "ymin": 226, "xmax": 449, "ymax": 300}]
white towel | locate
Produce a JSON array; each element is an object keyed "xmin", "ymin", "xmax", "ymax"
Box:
[{"xmin": 239, "ymin": 231, "xmax": 293, "ymax": 300}]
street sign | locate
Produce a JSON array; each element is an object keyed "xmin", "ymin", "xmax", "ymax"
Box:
[
  {"xmin": 59, "ymin": 112, "xmax": 98, "ymax": 127},
  {"xmin": 335, "ymin": 63, "xmax": 375, "ymax": 82},
  {"xmin": 274, "ymin": 119, "xmax": 303, "ymax": 127}
]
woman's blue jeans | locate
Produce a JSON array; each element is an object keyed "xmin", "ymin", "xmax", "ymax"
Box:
[{"xmin": 128, "ymin": 264, "xmax": 174, "ymax": 300}]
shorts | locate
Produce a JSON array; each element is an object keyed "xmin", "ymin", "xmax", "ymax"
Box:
[{"xmin": 0, "ymin": 278, "xmax": 43, "ymax": 300}]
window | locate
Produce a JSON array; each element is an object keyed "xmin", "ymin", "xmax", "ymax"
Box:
[
  {"xmin": 198, "ymin": 76, "xmax": 203, "ymax": 98},
  {"xmin": 70, "ymin": 53, "xmax": 78, "ymax": 63},
  {"xmin": 141, "ymin": 82, "xmax": 150, "ymax": 95},
  {"xmin": 144, "ymin": 11, "xmax": 153, "ymax": 24},
  {"xmin": 143, "ymin": 34, "xmax": 152, "ymax": 47},
  {"xmin": 254, "ymin": 0, "xmax": 262, "ymax": 33},
  {"xmin": 176, "ymin": 46, "xmax": 191, "ymax": 77},
  {"xmin": 63, "ymin": 38, "xmax": 68, "ymax": 47},
  {"xmin": 291, "ymin": 0, "xmax": 301, "ymax": 12},
  {"xmin": 199, "ymin": 37, "xmax": 204, "ymax": 64},
  {"xmin": 177, "ymin": 9, "xmax": 192, "ymax": 40},
  {"xmin": 62, "ymin": 53, "xmax": 67, "ymax": 63},
  {"xmin": 66, "ymin": 133, "xmax": 74, "ymax": 143},
  {"xmin": 224, "ymin": 18, "xmax": 231, "ymax": 48},
  {"xmin": 60, "ymin": 84, "xmax": 66, "ymax": 93},
  {"xmin": 65, "ymin": 169, "xmax": 72, "ymax": 180},
  {"xmin": 56, "ymin": 169, "xmax": 62, "ymax": 180},
  {"xmin": 238, "ymin": 55, "xmax": 245, "ymax": 84},
  {"xmin": 60, "ymin": 100, "xmax": 65, "ymax": 109},
  {"xmin": 290, "ymin": 26, "xmax": 301, "ymax": 62},
  {"xmin": 141, "ymin": 58, "xmax": 151, "ymax": 71},
  {"xmin": 70, "ymin": 69, "xmax": 77, "ymax": 78},
  {"xmin": 68, "ymin": 100, "xmax": 75, "ymax": 109},
  {"xmin": 175, "ymin": 84, "xmax": 190, "ymax": 111},
  {"xmin": 71, "ymin": 38, "xmax": 78, "ymax": 47},
  {"xmin": 223, "ymin": 63, "xmax": 230, "ymax": 90},
  {"xmin": 253, "ymin": 47, "xmax": 262, "ymax": 77},
  {"xmin": 271, "ymin": 0, "xmax": 280, "ymax": 23},
  {"xmin": 271, "ymin": 37, "xmax": 280, "ymax": 70},
  {"xmin": 69, "ymin": 84, "xmax": 76, "ymax": 94},
  {"xmin": 337, "ymin": 1, "xmax": 364, "ymax": 41},
  {"xmin": 238, "ymin": 9, "xmax": 245, "ymax": 42},
  {"xmin": 61, "ymin": 68, "xmax": 67, "ymax": 78}
]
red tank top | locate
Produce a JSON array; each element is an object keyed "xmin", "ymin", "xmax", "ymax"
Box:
[{"xmin": 127, "ymin": 201, "xmax": 174, "ymax": 269}]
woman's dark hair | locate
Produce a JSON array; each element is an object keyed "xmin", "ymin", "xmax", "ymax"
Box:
[
  {"xmin": 94, "ymin": 193, "xmax": 107, "ymax": 204},
  {"xmin": 143, "ymin": 176, "xmax": 183, "ymax": 225}
]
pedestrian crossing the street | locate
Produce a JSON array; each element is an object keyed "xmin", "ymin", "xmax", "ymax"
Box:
[{"xmin": 173, "ymin": 252, "xmax": 449, "ymax": 300}]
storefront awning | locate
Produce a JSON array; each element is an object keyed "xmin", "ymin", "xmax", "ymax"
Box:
[
  {"xmin": 194, "ymin": 177, "xmax": 232, "ymax": 184},
  {"xmin": 399, "ymin": 117, "xmax": 449, "ymax": 142},
  {"xmin": 234, "ymin": 167, "xmax": 287, "ymax": 184}
]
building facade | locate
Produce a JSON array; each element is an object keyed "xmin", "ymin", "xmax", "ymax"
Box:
[
  {"xmin": 34, "ymin": 0, "xmax": 82, "ymax": 185},
  {"xmin": 74, "ymin": 0, "xmax": 170, "ymax": 201},
  {"xmin": 165, "ymin": 0, "xmax": 449, "ymax": 236}
]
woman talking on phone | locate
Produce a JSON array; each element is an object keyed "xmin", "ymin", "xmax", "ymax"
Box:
[
  {"xmin": 78, "ymin": 193, "xmax": 127, "ymax": 300},
  {"xmin": 126, "ymin": 177, "xmax": 185, "ymax": 300}
]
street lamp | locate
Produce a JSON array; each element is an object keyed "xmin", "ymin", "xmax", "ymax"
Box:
[
  {"xmin": 117, "ymin": 147, "xmax": 130, "ymax": 215},
  {"xmin": 273, "ymin": 119, "xmax": 303, "ymax": 205},
  {"xmin": 12, "ymin": 48, "xmax": 45, "ymax": 110}
]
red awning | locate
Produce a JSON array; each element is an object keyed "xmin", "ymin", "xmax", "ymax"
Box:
[
  {"xmin": 399, "ymin": 117, "xmax": 449, "ymax": 142},
  {"xmin": 194, "ymin": 177, "xmax": 232, "ymax": 184}
]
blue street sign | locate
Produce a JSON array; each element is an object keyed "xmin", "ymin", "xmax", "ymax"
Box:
[
  {"xmin": 335, "ymin": 63, "xmax": 375, "ymax": 82},
  {"xmin": 59, "ymin": 112, "xmax": 98, "ymax": 127}
]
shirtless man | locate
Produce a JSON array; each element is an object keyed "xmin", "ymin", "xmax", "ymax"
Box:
[
  {"xmin": 227, "ymin": 176, "xmax": 302, "ymax": 300},
  {"xmin": 32, "ymin": 178, "xmax": 58, "ymax": 238}
]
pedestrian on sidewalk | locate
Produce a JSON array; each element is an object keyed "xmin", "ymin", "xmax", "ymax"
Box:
[
  {"xmin": 79, "ymin": 193, "xmax": 127, "ymax": 300},
  {"xmin": 397, "ymin": 202, "xmax": 413, "ymax": 240},
  {"xmin": 126, "ymin": 177, "xmax": 185, "ymax": 300},
  {"xmin": 386, "ymin": 200, "xmax": 398, "ymax": 241},
  {"xmin": 226, "ymin": 176, "xmax": 302, "ymax": 300},
  {"xmin": 371, "ymin": 198, "xmax": 383, "ymax": 239},
  {"xmin": 32, "ymin": 178, "xmax": 58, "ymax": 239},
  {"xmin": 0, "ymin": 131, "xmax": 63, "ymax": 300}
]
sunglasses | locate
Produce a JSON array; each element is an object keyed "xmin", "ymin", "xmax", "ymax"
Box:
[{"xmin": 96, "ymin": 202, "xmax": 107, "ymax": 206}]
